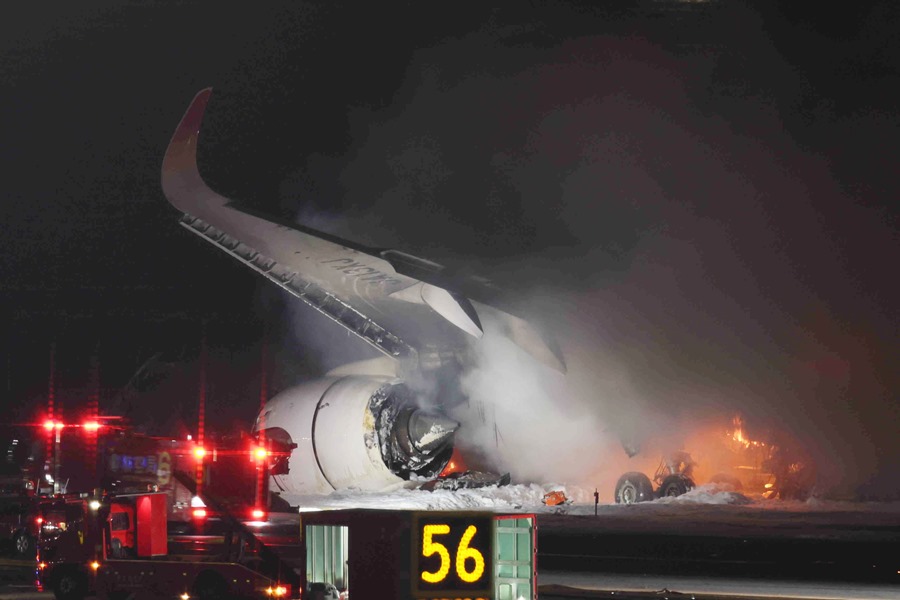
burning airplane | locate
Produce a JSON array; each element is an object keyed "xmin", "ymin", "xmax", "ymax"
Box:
[{"xmin": 161, "ymin": 89, "xmax": 564, "ymax": 494}]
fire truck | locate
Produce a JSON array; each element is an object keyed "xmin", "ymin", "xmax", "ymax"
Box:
[
  {"xmin": 36, "ymin": 491, "xmax": 300, "ymax": 600},
  {"xmin": 36, "ymin": 489, "xmax": 537, "ymax": 600},
  {"xmin": 99, "ymin": 432, "xmax": 263, "ymax": 520}
]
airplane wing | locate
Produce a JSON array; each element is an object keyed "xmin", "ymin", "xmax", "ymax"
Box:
[{"xmin": 161, "ymin": 88, "xmax": 565, "ymax": 373}]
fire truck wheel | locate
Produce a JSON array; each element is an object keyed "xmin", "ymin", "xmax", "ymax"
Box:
[
  {"xmin": 52, "ymin": 568, "xmax": 87, "ymax": 600},
  {"xmin": 193, "ymin": 571, "xmax": 229, "ymax": 600},
  {"xmin": 614, "ymin": 472, "xmax": 654, "ymax": 504},
  {"xmin": 14, "ymin": 531, "xmax": 36, "ymax": 558},
  {"xmin": 658, "ymin": 474, "xmax": 695, "ymax": 498}
]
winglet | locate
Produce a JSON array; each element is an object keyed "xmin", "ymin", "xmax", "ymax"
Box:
[{"xmin": 161, "ymin": 88, "xmax": 218, "ymax": 215}]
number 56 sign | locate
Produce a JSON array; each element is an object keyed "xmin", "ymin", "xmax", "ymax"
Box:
[{"xmin": 412, "ymin": 513, "xmax": 493, "ymax": 599}]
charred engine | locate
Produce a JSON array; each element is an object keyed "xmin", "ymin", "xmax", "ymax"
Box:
[{"xmin": 252, "ymin": 375, "xmax": 456, "ymax": 494}]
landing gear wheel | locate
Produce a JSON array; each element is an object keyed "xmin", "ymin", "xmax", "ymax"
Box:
[
  {"xmin": 614, "ymin": 472, "xmax": 654, "ymax": 504},
  {"xmin": 658, "ymin": 474, "xmax": 695, "ymax": 498},
  {"xmin": 14, "ymin": 531, "xmax": 35, "ymax": 558},
  {"xmin": 53, "ymin": 569, "xmax": 87, "ymax": 600}
]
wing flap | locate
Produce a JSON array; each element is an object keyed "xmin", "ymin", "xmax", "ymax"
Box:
[
  {"xmin": 161, "ymin": 88, "xmax": 566, "ymax": 373},
  {"xmin": 179, "ymin": 214, "xmax": 412, "ymax": 358}
]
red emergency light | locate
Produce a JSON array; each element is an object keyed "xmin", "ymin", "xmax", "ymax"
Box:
[
  {"xmin": 191, "ymin": 508, "xmax": 207, "ymax": 519},
  {"xmin": 42, "ymin": 420, "xmax": 102, "ymax": 433},
  {"xmin": 193, "ymin": 446, "xmax": 207, "ymax": 460},
  {"xmin": 250, "ymin": 508, "xmax": 266, "ymax": 521},
  {"xmin": 253, "ymin": 446, "xmax": 269, "ymax": 461},
  {"xmin": 265, "ymin": 584, "xmax": 289, "ymax": 597}
]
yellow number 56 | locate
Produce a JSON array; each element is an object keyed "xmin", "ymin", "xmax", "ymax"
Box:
[{"xmin": 421, "ymin": 524, "xmax": 485, "ymax": 584}]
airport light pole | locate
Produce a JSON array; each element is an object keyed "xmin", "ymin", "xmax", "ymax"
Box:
[
  {"xmin": 46, "ymin": 343, "xmax": 55, "ymax": 491},
  {"xmin": 53, "ymin": 422, "xmax": 62, "ymax": 494},
  {"xmin": 256, "ymin": 337, "xmax": 269, "ymax": 513},
  {"xmin": 195, "ymin": 329, "xmax": 207, "ymax": 501}
]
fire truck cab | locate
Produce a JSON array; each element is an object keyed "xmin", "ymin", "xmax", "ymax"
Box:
[{"xmin": 107, "ymin": 501, "xmax": 137, "ymax": 557}]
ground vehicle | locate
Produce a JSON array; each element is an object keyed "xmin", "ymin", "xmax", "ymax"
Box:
[
  {"xmin": 0, "ymin": 493, "xmax": 38, "ymax": 558},
  {"xmin": 37, "ymin": 491, "xmax": 299, "ymax": 600},
  {"xmin": 0, "ymin": 455, "xmax": 39, "ymax": 558}
]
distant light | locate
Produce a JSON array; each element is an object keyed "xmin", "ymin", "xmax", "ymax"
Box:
[
  {"xmin": 251, "ymin": 508, "xmax": 266, "ymax": 520},
  {"xmin": 38, "ymin": 562, "xmax": 47, "ymax": 570},
  {"xmin": 43, "ymin": 420, "xmax": 55, "ymax": 431},
  {"xmin": 83, "ymin": 421, "xmax": 101, "ymax": 432},
  {"xmin": 191, "ymin": 508, "xmax": 207, "ymax": 519},
  {"xmin": 181, "ymin": 594, "xmax": 191, "ymax": 600},
  {"xmin": 186, "ymin": 434, "xmax": 192, "ymax": 441},
  {"xmin": 54, "ymin": 422, "xmax": 64, "ymax": 430},
  {"xmin": 89, "ymin": 500, "xmax": 101, "ymax": 510},
  {"xmin": 193, "ymin": 446, "xmax": 206, "ymax": 459},
  {"xmin": 35, "ymin": 517, "xmax": 43, "ymax": 525},
  {"xmin": 265, "ymin": 585, "xmax": 289, "ymax": 597},
  {"xmin": 90, "ymin": 561, "xmax": 100, "ymax": 571}
]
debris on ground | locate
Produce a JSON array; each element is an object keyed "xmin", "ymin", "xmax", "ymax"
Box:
[
  {"xmin": 419, "ymin": 471, "xmax": 511, "ymax": 492},
  {"xmin": 542, "ymin": 490, "xmax": 569, "ymax": 506}
]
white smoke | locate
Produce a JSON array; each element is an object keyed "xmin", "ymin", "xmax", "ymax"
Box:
[
  {"xmin": 448, "ymin": 299, "xmax": 662, "ymax": 498},
  {"xmin": 454, "ymin": 319, "xmax": 598, "ymax": 484},
  {"xmin": 274, "ymin": 16, "xmax": 898, "ymax": 500}
]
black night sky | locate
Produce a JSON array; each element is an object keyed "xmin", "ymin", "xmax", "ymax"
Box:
[{"xmin": 1, "ymin": 2, "xmax": 897, "ymax": 498}]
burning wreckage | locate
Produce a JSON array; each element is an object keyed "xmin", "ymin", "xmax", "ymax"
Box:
[
  {"xmin": 161, "ymin": 89, "xmax": 558, "ymax": 495},
  {"xmin": 614, "ymin": 414, "xmax": 816, "ymax": 504},
  {"xmin": 162, "ymin": 89, "xmax": 819, "ymax": 502}
]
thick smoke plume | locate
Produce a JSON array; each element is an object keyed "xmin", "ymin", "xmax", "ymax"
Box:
[{"xmin": 278, "ymin": 14, "xmax": 898, "ymax": 499}]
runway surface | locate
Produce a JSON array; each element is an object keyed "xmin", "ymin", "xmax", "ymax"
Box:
[{"xmin": 3, "ymin": 499, "xmax": 897, "ymax": 599}]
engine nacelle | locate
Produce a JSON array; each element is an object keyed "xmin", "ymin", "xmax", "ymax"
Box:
[{"xmin": 252, "ymin": 375, "xmax": 456, "ymax": 494}]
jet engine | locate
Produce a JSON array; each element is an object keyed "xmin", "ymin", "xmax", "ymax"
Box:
[{"xmin": 252, "ymin": 375, "xmax": 457, "ymax": 494}]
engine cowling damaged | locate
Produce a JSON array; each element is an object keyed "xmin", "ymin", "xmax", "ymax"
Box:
[{"xmin": 372, "ymin": 386, "xmax": 457, "ymax": 480}]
